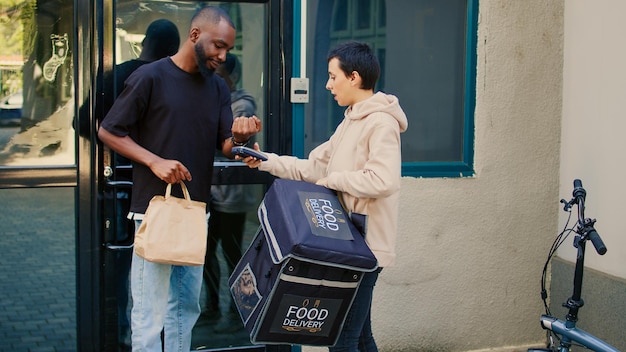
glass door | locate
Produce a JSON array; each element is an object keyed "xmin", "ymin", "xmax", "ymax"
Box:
[
  {"xmin": 100, "ymin": 1, "xmax": 281, "ymax": 350},
  {"xmin": 0, "ymin": 0, "xmax": 292, "ymax": 350}
]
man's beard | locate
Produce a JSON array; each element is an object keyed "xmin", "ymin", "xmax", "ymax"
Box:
[{"xmin": 194, "ymin": 42, "xmax": 214, "ymax": 77}]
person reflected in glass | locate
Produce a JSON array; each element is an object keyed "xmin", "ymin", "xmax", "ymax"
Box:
[
  {"xmin": 202, "ymin": 53, "xmax": 257, "ymax": 333},
  {"xmin": 239, "ymin": 41, "xmax": 408, "ymax": 352}
]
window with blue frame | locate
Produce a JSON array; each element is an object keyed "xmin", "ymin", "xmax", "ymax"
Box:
[{"xmin": 298, "ymin": 0, "xmax": 477, "ymax": 177}]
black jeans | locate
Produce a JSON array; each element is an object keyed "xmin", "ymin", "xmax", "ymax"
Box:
[
  {"xmin": 203, "ymin": 209, "xmax": 246, "ymax": 312},
  {"xmin": 329, "ymin": 268, "xmax": 382, "ymax": 352}
]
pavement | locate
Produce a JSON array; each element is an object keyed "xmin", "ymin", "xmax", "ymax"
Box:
[{"xmin": 0, "ymin": 188, "xmax": 76, "ymax": 352}]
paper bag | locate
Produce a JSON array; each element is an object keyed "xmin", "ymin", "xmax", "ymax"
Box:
[{"xmin": 134, "ymin": 182, "xmax": 207, "ymax": 266}]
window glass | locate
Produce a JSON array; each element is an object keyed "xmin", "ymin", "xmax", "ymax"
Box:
[
  {"xmin": 304, "ymin": 0, "xmax": 474, "ymax": 174},
  {"xmin": 0, "ymin": 0, "xmax": 75, "ymax": 166},
  {"xmin": 331, "ymin": 1, "xmax": 348, "ymax": 32},
  {"xmin": 356, "ymin": 0, "xmax": 372, "ymax": 30}
]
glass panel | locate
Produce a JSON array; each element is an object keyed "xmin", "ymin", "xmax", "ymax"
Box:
[
  {"xmin": 356, "ymin": 0, "xmax": 371, "ymax": 30},
  {"xmin": 331, "ymin": 0, "xmax": 348, "ymax": 31},
  {"xmin": 194, "ymin": 200, "xmax": 263, "ymax": 349},
  {"xmin": 108, "ymin": 2, "xmax": 268, "ymax": 350},
  {"xmin": 0, "ymin": 187, "xmax": 76, "ymax": 351},
  {"xmin": 304, "ymin": 0, "xmax": 467, "ymax": 162},
  {"xmin": 0, "ymin": 0, "xmax": 75, "ymax": 166}
]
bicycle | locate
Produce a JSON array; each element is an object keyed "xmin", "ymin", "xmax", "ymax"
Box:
[{"xmin": 529, "ymin": 179, "xmax": 620, "ymax": 352}]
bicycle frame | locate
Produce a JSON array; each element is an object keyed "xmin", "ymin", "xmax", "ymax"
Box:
[
  {"xmin": 539, "ymin": 315, "xmax": 619, "ymax": 352},
  {"xmin": 530, "ymin": 180, "xmax": 620, "ymax": 352}
]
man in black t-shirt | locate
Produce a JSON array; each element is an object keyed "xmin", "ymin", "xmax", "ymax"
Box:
[{"xmin": 98, "ymin": 6, "xmax": 261, "ymax": 351}]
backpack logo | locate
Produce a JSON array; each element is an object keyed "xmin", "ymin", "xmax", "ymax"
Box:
[
  {"xmin": 269, "ymin": 294, "xmax": 342, "ymax": 337},
  {"xmin": 299, "ymin": 191, "xmax": 354, "ymax": 240}
]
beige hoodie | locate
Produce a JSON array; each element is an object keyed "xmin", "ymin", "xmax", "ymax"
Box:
[{"xmin": 259, "ymin": 92, "xmax": 408, "ymax": 267}]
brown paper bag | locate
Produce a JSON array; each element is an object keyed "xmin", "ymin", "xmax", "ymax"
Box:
[{"xmin": 134, "ymin": 182, "xmax": 207, "ymax": 266}]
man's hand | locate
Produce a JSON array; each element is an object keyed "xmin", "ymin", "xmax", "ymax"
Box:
[
  {"xmin": 231, "ymin": 115, "xmax": 262, "ymax": 143},
  {"xmin": 98, "ymin": 127, "xmax": 190, "ymax": 184},
  {"xmin": 149, "ymin": 158, "xmax": 192, "ymax": 184}
]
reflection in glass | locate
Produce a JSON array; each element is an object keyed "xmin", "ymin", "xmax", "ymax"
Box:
[
  {"xmin": 0, "ymin": 0, "xmax": 75, "ymax": 166},
  {"xmin": 332, "ymin": 0, "xmax": 348, "ymax": 31},
  {"xmin": 306, "ymin": 0, "xmax": 386, "ymax": 154},
  {"xmin": 356, "ymin": 0, "xmax": 371, "ymax": 30}
]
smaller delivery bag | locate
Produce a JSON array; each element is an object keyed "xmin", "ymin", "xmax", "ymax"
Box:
[{"xmin": 228, "ymin": 179, "xmax": 378, "ymax": 346}]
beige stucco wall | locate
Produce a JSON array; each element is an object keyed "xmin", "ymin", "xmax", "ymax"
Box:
[
  {"xmin": 559, "ymin": 0, "xmax": 626, "ymax": 279},
  {"xmin": 303, "ymin": 1, "xmax": 565, "ymax": 351},
  {"xmin": 551, "ymin": 1, "xmax": 626, "ymax": 348},
  {"xmin": 376, "ymin": 1, "xmax": 563, "ymax": 350}
]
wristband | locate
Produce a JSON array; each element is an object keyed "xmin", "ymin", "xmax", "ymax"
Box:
[{"xmin": 230, "ymin": 136, "xmax": 249, "ymax": 147}]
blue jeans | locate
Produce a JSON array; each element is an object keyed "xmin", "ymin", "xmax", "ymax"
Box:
[
  {"xmin": 130, "ymin": 220, "xmax": 203, "ymax": 352},
  {"xmin": 330, "ymin": 268, "xmax": 381, "ymax": 352}
]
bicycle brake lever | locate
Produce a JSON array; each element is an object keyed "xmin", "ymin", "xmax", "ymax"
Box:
[{"xmin": 561, "ymin": 198, "xmax": 574, "ymax": 211}]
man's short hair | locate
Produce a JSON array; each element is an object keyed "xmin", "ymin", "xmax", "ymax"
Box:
[{"xmin": 191, "ymin": 5, "xmax": 235, "ymax": 29}]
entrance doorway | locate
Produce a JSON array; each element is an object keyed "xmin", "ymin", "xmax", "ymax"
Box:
[{"xmin": 0, "ymin": 0, "xmax": 290, "ymax": 351}]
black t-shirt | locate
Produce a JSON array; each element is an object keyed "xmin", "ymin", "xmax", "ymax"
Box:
[{"xmin": 100, "ymin": 57, "xmax": 232, "ymax": 213}]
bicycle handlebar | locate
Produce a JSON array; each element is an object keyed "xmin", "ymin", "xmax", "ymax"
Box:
[
  {"xmin": 587, "ymin": 228, "xmax": 607, "ymax": 255},
  {"xmin": 571, "ymin": 179, "xmax": 607, "ymax": 255},
  {"xmin": 573, "ymin": 179, "xmax": 585, "ymax": 200}
]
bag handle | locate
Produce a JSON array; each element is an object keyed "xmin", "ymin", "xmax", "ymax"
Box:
[{"xmin": 165, "ymin": 182, "xmax": 193, "ymax": 203}]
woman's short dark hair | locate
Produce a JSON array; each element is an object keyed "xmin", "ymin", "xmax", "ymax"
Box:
[{"xmin": 327, "ymin": 41, "xmax": 380, "ymax": 90}]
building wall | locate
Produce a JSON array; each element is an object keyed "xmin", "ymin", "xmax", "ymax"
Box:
[
  {"xmin": 553, "ymin": 0, "xmax": 626, "ymax": 350},
  {"xmin": 377, "ymin": 1, "xmax": 563, "ymax": 350},
  {"xmin": 560, "ymin": 0, "xmax": 626, "ymax": 279},
  {"xmin": 305, "ymin": 1, "xmax": 565, "ymax": 351}
]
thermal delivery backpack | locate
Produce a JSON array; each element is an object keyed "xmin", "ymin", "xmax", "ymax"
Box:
[{"xmin": 228, "ymin": 179, "xmax": 378, "ymax": 346}]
